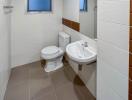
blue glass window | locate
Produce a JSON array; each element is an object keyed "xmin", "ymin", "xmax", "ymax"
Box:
[
  {"xmin": 80, "ymin": 0, "xmax": 87, "ymax": 11},
  {"xmin": 27, "ymin": 0, "xmax": 52, "ymax": 12}
]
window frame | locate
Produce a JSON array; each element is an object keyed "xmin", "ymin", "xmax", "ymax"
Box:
[
  {"xmin": 27, "ymin": 0, "xmax": 52, "ymax": 12},
  {"xmin": 80, "ymin": 0, "xmax": 88, "ymax": 12}
]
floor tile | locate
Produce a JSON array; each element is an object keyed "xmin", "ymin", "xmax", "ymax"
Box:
[
  {"xmin": 8, "ymin": 65, "xmax": 29, "ymax": 88},
  {"xmin": 29, "ymin": 78, "xmax": 54, "ymax": 100},
  {"xmin": 49, "ymin": 68, "xmax": 72, "ymax": 89},
  {"xmin": 4, "ymin": 82, "xmax": 29, "ymax": 100},
  {"xmin": 4, "ymin": 61, "xmax": 95, "ymax": 100},
  {"xmin": 29, "ymin": 64, "xmax": 48, "ymax": 81},
  {"xmin": 63, "ymin": 62, "xmax": 77, "ymax": 82},
  {"xmin": 56, "ymin": 82, "xmax": 79, "ymax": 100},
  {"xmin": 73, "ymin": 76, "xmax": 96, "ymax": 100},
  {"xmin": 32, "ymin": 92, "xmax": 57, "ymax": 100},
  {"xmin": 56, "ymin": 76, "xmax": 95, "ymax": 100}
]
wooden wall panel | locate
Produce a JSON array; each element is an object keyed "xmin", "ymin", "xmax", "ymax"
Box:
[
  {"xmin": 130, "ymin": 28, "xmax": 132, "ymax": 40},
  {"xmin": 62, "ymin": 18, "xmax": 80, "ymax": 32},
  {"xmin": 130, "ymin": 41, "xmax": 132, "ymax": 53},
  {"xmin": 130, "ymin": 54, "xmax": 132, "ymax": 67},
  {"xmin": 130, "ymin": 67, "xmax": 132, "ymax": 80},
  {"xmin": 130, "ymin": 13, "xmax": 132, "ymax": 26},
  {"xmin": 62, "ymin": 18, "xmax": 72, "ymax": 28},
  {"xmin": 130, "ymin": 0, "xmax": 132, "ymax": 13},
  {"xmin": 130, "ymin": 80, "xmax": 132, "ymax": 94},
  {"xmin": 130, "ymin": 94, "xmax": 132, "ymax": 100},
  {"xmin": 130, "ymin": 0, "xmax": 132, "ymax": 99}
]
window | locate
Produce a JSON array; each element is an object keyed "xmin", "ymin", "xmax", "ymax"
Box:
[
  {"xmin": 80, "ymin": 0, "xmax": 87, "ymax": 11},
  {"xmin": 27, "ymin": 0, "xmax": 52, "ymax": 12}
]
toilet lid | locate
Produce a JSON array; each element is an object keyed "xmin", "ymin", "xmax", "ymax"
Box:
[{"xmin": 42, "ymin": 46, "xmax": 59, "ymax": 55}]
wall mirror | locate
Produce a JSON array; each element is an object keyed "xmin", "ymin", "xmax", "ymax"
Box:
[{"xmin": 79, "ymin": 0, "xmax": 97, "ymax": 39}]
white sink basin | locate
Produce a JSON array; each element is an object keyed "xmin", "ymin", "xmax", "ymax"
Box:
[{"xmin": 66, "ymin": 40, "xmax": 97, "ymax": 64}]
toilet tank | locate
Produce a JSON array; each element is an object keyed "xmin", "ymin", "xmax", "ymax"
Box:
[{"xmin": 59, "ymin": 32, "xmax": 70, "ymax": 51}]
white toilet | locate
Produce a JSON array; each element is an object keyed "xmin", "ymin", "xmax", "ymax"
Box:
[{"xmin": 41, "ymin": 32, "xmax": 70, "ymax": 72}]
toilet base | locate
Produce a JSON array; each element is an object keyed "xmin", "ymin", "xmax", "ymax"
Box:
[
  {"xmin": 44, "ymin": 56, "xmax": 63, "ymax": 72},
  {"xmin": 45, "ymin": 63, "xmax": 63, "ymax": 72}
]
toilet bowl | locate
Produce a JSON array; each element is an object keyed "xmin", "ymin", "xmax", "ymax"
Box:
[
  {"xmin": 41, "ymin": 32, "xmax": 70, "ymax": 72},
  {"xmin": 41, "ymin": 46, "xmax": 64, "ymax": 72}
]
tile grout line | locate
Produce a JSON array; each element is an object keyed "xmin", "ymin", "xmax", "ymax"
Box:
[{"xmin": 48, "ymin": 72, "xmax": 59, "ymax": 100}]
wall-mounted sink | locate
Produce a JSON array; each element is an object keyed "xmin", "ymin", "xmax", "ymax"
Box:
[{"xmin": 66, "ymin": 40, "xmax": 97, "ymax": 65}]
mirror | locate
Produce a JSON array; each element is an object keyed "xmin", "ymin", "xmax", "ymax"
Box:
[{"xmin": 79, "ymin": 0, "xmax": 97, "ymax": 39}]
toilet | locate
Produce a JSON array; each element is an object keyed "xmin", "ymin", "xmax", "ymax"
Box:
[{"xmin": 41, "ymin": 32, "xmax": 70, "ymax": 72}]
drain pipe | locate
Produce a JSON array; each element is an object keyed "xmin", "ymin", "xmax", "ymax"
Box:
[{"xmin": 78, "ymin": 64, "xmax": 83, "ymax": 71}]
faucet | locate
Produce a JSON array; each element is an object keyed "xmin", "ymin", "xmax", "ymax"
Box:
[{"xmin": 82, "ymin": 41, "xmax": 88, "ymax": 47}]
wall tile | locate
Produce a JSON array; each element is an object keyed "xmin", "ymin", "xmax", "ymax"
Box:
[
  {"xmin": 98, "ymin": 40, "xmax": 129, "ymax": 76},
  {"xmin": 97, "ymin": 75, "xmax": 124, "ymax": 100},
  {"xmin": 97, "ymin": 58, "xmax": 128, "ymax": 100},
  {"xmin": 97, "ymin": 83, "xmax": 124, "ymax": 100},
  {"xmin": 97, "ymin": 0, "xmax": 129, "ymax": 99},
  {"xmin": 98, "ymin": 0, "xmax": 129, "ymax": 25},
  {"xmin": 98, "ymin": 21, "xmax": 129, "ymax": 50}
]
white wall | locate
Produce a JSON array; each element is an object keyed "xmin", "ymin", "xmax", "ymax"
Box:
[
  {"xmin": 79, "ymin": 0, "xmax": 96, "ymax": 38},
  {"xmin": 0, "ymin": 0, "xmax": 11, "ymax": 99},
  {"xmin": 11, "ymin": 0, "xmax": 63, "ymax": 68},
  {"xmin": 63, "ymin": 0, "xmax": 97, "ymax": 97},
  {"xmin": 97, "ymin": 0, "xmax": 129, "ymax": 100}
]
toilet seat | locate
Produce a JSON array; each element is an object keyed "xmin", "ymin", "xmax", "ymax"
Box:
[{"xmin": 41, "ymin": 46, "xmax": 64, "ymax": 59}]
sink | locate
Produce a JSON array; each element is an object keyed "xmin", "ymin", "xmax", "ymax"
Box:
[{"xmin": 66, "ymin": 40, "xmax": 97, "ymax": 64}]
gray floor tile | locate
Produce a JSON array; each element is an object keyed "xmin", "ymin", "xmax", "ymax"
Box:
[
  {"xmin": 32, "ymin": 92, "xmax": 57, "ymax": 100},
  {"xmin": 49, "ymin": 68, "xmax": 72, "ymax": 89},
  {"xmin": 55, "ymin": 83, "xmax": 79, "ymax": 100},
  {"xmin": 4, "ymin": 82, "xmax": 29, "ymax": 100},
  {"xmin": 29, "ymin": 78, "xmax": 54, "ymax": 100},
  {"xmin": 4, "ymin": 61, "xmax": 95, "ymax": 100},
  {"xmin": 73, "ymin": 76, "xmax": 96, "ymax": 100},
  {"xmin": 8, "ymin": 65, "xmax": 29, "ymax": 88}
]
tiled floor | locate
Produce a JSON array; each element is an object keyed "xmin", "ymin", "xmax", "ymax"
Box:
[{"xmin": 4, "ymin": 61, "xmax": 95, "ymax": 100}]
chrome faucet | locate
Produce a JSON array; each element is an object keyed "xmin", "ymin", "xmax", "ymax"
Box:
[{"xmin": 82, "ymin": 41, "xmax": 88, "ymax": 47}]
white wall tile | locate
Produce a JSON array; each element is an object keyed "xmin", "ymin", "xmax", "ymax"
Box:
[
  {"xmin": 98, "ymin": 0, "xmax": 129, "ymax": 25},
  {"xmin": 97, "ymin": 78, "xmax": 124, "ymax": 100},
  {"xmin": 97, "ymin": 0, "xmax": 129, "ymax": 99},
  {"xmin": 98, "ymin": 40, "xmax": 129, "ymax": 76},
  {"xmin": 98, "ymin": 21, "xmax": 129, "ymax": 50},
  {"xmin": 97, "ymin": 58, "xmax": 128, "ymax": 100}
]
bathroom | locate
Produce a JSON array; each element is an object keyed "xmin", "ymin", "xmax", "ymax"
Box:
[{"xmin": 0, "ymin": 0, "xmax": 130, "ymax": 100}]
